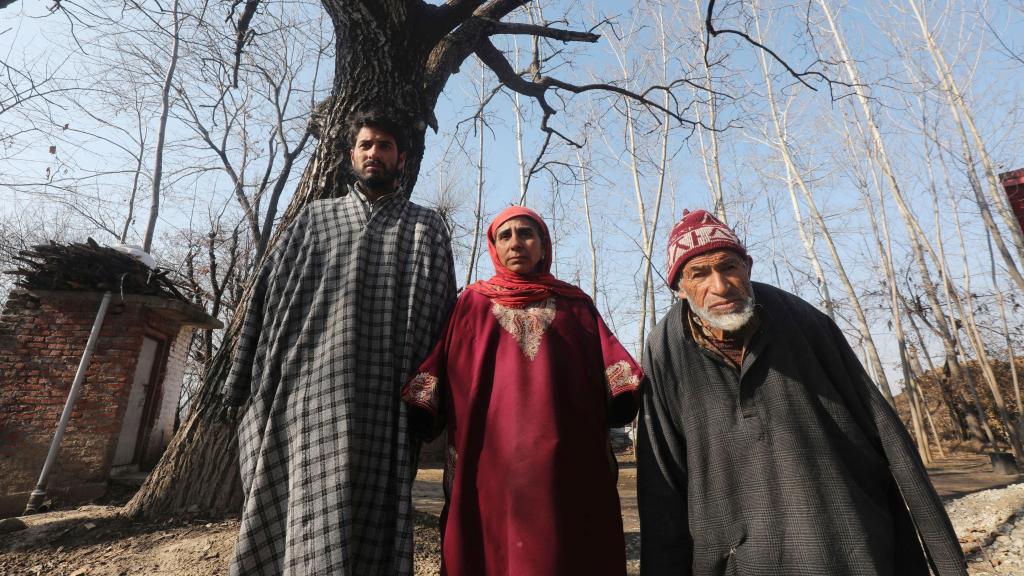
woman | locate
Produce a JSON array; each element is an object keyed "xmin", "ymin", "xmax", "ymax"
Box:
[{"xmin": 402, "ymin": 206, "xmax": 642, "ymax": 576}]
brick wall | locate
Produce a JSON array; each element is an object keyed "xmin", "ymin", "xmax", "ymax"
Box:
[{"xmin": 0, "ymin": 291, "xmax": 154, "ymax": 511}]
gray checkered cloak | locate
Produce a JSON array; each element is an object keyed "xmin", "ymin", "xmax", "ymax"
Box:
[
  {"xmin": 222, "ymin": 191, "xmax": 456, "ymax": 576},
  {"xmin": 638, "ymin": 282, "xmax": 966, "ymax": 576}
]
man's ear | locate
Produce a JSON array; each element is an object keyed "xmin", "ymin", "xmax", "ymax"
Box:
[
  {"xmin": 744, "ymin": 255, "xmax": 754, "ymax": 273},
  {"xmin": 397, "ymin": 151, "xmax": 407, "ymax": 171}
]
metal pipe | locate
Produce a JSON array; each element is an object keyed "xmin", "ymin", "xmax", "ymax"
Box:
[{"xmin": 25, "ymin": 291, "xmax": 113, "ymax": 515}]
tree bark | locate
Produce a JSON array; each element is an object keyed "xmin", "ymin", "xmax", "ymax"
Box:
[
  {"xmin": 947, "ymin": 195, "xmax": 1024, "ymax": 460},
  {"xmin": 906, "ymin": 307, "xmax": 966, "ymax": 442},
  {"xmin": 906, "ymin": 0, "xmax": 1024, "ymax": 277},
  {"xmin": 577, "ymin": 148, "xmax": 599, "ymax": 303},
  {"xmin": 126, "ymin": 1, "xmax": 480, "ymax": 518},
  {"xmin": 820, "ymin": 1, "xmax": 979, "ymax": 425},
  {"xmin": 143, "ymin": 0, "xmax": 181, "ymax": 253},
  {"xmin": 691, "ymin": 0, "xmax": 726, "ymax": 222},
  {"xmin": 125, "ymin": 0, "xmax": 683, "ymax": 519}
]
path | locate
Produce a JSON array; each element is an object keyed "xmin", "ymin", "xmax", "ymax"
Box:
[
  {"xmin": 927, "ymin": 454, "xmax": 1024, "ymax": 501},
  {"xmin": 0, "ymin": 452, "xmax": 1019, "ymax": 576},
  {"xmin": 411, "ymin": 453, "xmax": 1022, "ymax": 575}
]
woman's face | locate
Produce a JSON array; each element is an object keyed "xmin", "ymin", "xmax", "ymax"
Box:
[{"xmin": 494, "ymin": 216, "xmax": 544, "ymax": 274}]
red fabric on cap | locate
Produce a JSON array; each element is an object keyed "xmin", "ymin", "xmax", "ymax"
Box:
[{"xmin": 666, "ymin": 209, "xmax": 746, "ymax": 290}]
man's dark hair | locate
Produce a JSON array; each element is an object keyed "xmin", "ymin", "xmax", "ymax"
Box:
[{"xmin": 346, "ymin": 109, "xmax": 408, "ymax": 153}]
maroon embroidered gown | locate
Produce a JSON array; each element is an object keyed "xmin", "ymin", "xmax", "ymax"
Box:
[{"xmin": 403, "ymin": 289, "xmax": 641, "ymax": 576}]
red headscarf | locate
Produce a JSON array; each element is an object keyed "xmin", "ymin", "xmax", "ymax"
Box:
[{"xmin": 466, "ymin": 206, "xmax": 592, "ymax": 308}]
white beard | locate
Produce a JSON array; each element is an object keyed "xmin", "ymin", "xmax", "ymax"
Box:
[{"xmin": 689, "ymin": 295, "xmax": 756, "ymax": 332}]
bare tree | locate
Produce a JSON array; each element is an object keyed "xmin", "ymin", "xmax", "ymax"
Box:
[
  {"xmin": 690, "ymin": 0, "xmax": 727, "ymax": 221},
  {"xmin": 944, "ymin": 189, "xmax": 1024, "ymax": 460},
  {"xmin": 124, "ymin": 0, "xmax": 718, "ymax": 518},
  {"xmin": 926, "ymin": 180, "xmax": 1001, "ymax": 451},
  {"xmin": 906, "ymin": 0, "xmax": 1024, "ymax": 280},
  {"xmin": 576, "ymin": 147, "xmax": 599, "ymax": 302},
  {"xmin": 465, "ymin": 59, "xmax": 490, "ymax": 286},
  {"xmin": 172, "ymin": 6, "xmax": 321, "ymax": 262},
  {"xmin": 142, "ymin": 0, "xmax": 182, "ymax": 253},
  {"xmin": 886, "ymin": 0, "xmax": 1024, "ymax": 295},
  {"xmin": 988, "ymin": 231, "xmax": 1023, "ymax": 444},
  {"xmin": 817, "ymin": 0, "xmax": 981, "ymax": 427},
  {"xmin": 754, "ymin": 6, "xmax": 896, "ymax": 407}
]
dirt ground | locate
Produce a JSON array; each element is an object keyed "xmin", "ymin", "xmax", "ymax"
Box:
[{"xmin": 1, "ymin": 453, "xmax": 1020, "ymax": 576}]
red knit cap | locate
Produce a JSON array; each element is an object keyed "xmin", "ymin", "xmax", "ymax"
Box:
[{"xmin": 666, "ymin": 209, "xmax": 746, "ymax": 290}]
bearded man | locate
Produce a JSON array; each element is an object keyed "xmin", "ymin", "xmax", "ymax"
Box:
[
  {"xmin": 223, "ymin": 109, "xmax": 456, "ymax": 576},
  {"xmin": 637, "ymin": 209, "xmax": 966, "ymax": 576}
]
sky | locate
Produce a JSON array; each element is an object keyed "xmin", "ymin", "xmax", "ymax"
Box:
[{"xmin": 2, "ymin": 0, "xmax": 1023, "ymax": 390}]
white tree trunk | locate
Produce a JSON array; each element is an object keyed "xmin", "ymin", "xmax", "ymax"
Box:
[
  {"xmin": 907, "ymin": 0, "xmax": 1024, "ymax": 276},
  {"xmin": 820, "ymin": 0, "xmax": 971, "ymax": 407},
  {"xmin": 466, "ymin": 70, "xmax": 486, "ymax": 286},
  {"xmin": 691, "ymin": 0, "xmax": 726, "ymax": 222},
  {"xmin": 930, "ymin": 191, "xmax": 1002, "ymax": 450},
  {"xmin": 947, "ymin": 195, "xmax": 1024, "ymax": 460},
  {"xmin": 143, "ymin": 0, "xmax": 181, "ymax": 253},
  {"xmin": 754, "ymin": 10, "xmax": 896, "ymax": 404},
  {"xmin": 577, "ymin": 148, "xmax": 599, "ymax": 303},
  {"xmin": 865, "ymin": 171, "xmax": 929, "ymax": 459}
]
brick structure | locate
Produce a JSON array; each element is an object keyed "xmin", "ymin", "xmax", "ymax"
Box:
[
  {"xmin": 0, "ymin": 288, "xmax": 219, "ymax": 518},
  {"xmin": 999, "ymin": 168, "xmax": 1024, "ymax": 235}
]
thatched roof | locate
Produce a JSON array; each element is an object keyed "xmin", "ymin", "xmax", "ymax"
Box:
[{"xmin": 7, "ymin": 239, "xmax": 189, "ymax": 302}]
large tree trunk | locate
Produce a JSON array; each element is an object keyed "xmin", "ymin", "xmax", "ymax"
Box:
[
  {"xmin": 125, "ymin": 2, "xmax": 446, "ymax": 518},
  {"xmin": 124, "ymin": 0, "xmax": 665, "ymax": 520},
  {"xmin": 122, "ymin": 349, "xmax": 241, "ymax": 517}
]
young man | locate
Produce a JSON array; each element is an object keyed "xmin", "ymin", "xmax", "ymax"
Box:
[
  {"xmin": 223, "ymin": 109, "xmax": 456, "ymax": 576},
  {"xmin": 638, "ymin": 209, "xmax": 966, "ymax": 576}
]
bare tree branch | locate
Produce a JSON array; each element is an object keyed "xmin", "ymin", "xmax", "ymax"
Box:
[
  {"xmin": 704, "ymin": 0, "xmax": 825, "ymax": 91},
  {"xmin": 981, "ymin": 11, "xmax": 1024, "ymax": 67},
  {"xmin": 475, "ymin": 38, "xmax": 553, "ymax": 111},
  {"xmin": 418, "ymin": 0, "xmax": 487, "ymax": 47},
  {"xmin": 228, "ymin": 0, "xmax": 260, "ymax": 88},
  {"xmin": 476, "ymin": 38, "xmax": 696, "ymax": 125},
  {"xmin": 488, "ymin": 20, "xmax": 599, "ymax": 43},
  {"xmin": 477, "ymin": 0, "xmax": 531, "ymax": 21}
]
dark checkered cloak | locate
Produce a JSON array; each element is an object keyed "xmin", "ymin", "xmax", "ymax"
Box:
[
  {"xmin": 638, "ymin": 282, "xmax": 967, "ymax": 576},
  {"xmin": 223, "ymin": 192, "xmax": 456, "ymax": 576}
]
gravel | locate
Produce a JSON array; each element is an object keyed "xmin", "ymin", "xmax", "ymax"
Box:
[
  {"xmin": 3, "ymin": 480, "xmax": 1022, "ymax": 575},
  {"xmin": 945, "ymin": 482, "xmax": 1024, "ymax": 575}
]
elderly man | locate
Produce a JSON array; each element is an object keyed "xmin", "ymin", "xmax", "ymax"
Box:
[
  {"xmin": 223, "ymin": 109, "xmax": 456, "ymax": 576},
  {"xmin": 637, "ymin": 209, "xmax": 966, "ymax": 576}
]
